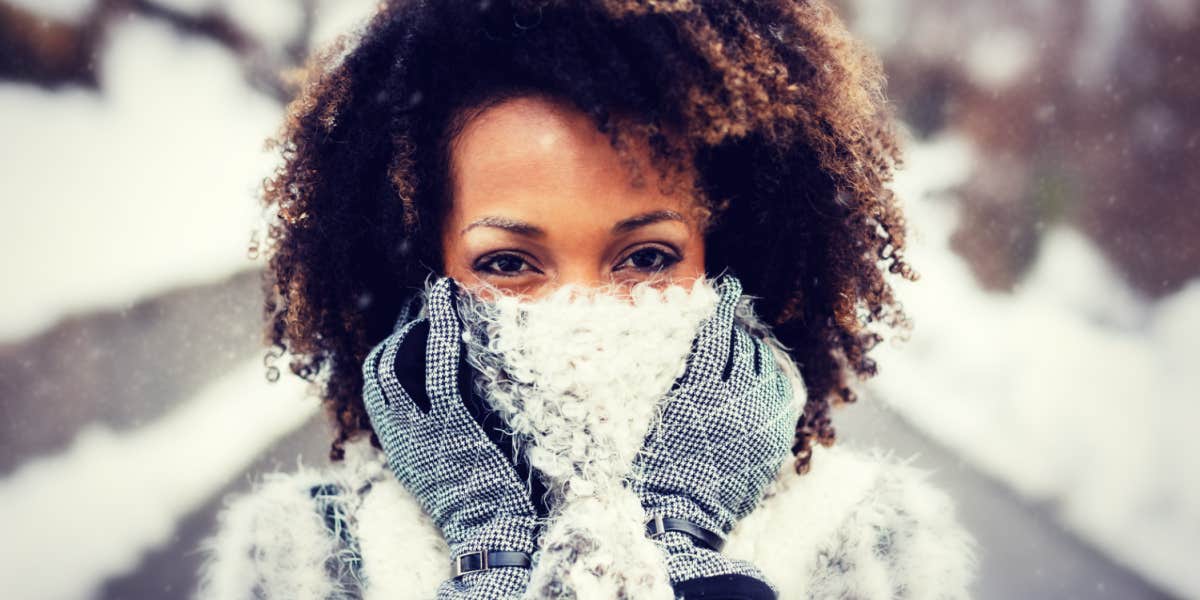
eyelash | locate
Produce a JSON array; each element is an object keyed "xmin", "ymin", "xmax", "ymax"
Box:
[
  {"xmin": 472, "ymin": 245, "xmax": 682, "ymax": 277},
  {"xmin": 472, "ymin": 251, "xmax": 543, "ymax": 278},
  {"xmin": 614, "ymin": 245, "xmax": 682, "ymax": 273}
]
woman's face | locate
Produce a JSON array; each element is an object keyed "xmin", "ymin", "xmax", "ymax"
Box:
[{"xmin": 440, "ymin": 94, "xmax": 707, "ymax": 298}]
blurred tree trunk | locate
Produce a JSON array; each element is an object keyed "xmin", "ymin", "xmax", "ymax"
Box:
[{"xmin": 0, "ymin": 0, "xmax": 315, "ymax": 101}]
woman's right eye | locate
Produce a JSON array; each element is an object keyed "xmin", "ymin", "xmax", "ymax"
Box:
[{"xmin": 473, "ymin": 252, "xmax": 540, "ymax": 277}]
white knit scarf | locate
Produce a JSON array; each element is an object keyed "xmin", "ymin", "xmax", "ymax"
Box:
[{"xmin": 457, "ymin": 278, "xmax": 723, "ymax": 600}]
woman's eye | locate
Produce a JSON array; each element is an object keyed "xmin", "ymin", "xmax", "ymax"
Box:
[
  {"xmin": 616, "ymin": 247, "xmax": 681, "ymax": 273},
  {"xmin": 474, "ymin": 253, "xmax": 538, "ymax": 276}
]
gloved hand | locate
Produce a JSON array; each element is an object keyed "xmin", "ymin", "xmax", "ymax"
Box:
[
  {"xmin": 628, "ymin": 275, "xmax": 799, "ymax": 595},
  {"xmin": 362, "ymin": 276, "xmax": 542, "ymax": 599}
]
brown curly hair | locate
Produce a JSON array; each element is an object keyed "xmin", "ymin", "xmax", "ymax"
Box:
[{"xmin": 259, "ymin": 0, "xmax": 915, "ymax": 474}]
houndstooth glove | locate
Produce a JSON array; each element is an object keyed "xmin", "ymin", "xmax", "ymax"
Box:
[
  {"xmin": 362, "ymin": 277, "xmax": 539, "ymax": 599},
  {"xmin": 629, "ymin": 275, "xmax": 798, "ymax": 594}
]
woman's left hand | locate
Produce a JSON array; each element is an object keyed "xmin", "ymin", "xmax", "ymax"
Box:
[{"xmin": 628, "ymin": 275, "xmax": 800, "ymax": 595}]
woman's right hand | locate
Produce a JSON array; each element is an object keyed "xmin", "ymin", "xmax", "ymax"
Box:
[{"xmin": 362, "ymin": 276, "xmax": 541, "ymax": 599}]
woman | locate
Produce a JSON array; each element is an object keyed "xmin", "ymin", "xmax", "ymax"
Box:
[{"xmin": 198, "ymin": 0, "xmax": 976, "ymax": 598}]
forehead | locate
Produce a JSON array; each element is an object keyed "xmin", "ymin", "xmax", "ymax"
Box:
[
  {"xmin": 451, "ymin": 95, "xmax": 597, "ymax": 175},
  {"xmin": 447, "ymin": 95, "xmax": 699, "ymax": 224}
]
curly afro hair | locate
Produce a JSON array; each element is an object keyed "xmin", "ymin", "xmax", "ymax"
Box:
[{"xmin": 259, "ymin": 0, "xmax": 915, "ymax": 474}]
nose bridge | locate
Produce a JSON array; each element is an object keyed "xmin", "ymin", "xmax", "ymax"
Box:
[
  {"xmin": 553, "ymin": 260, "xmax": 610, "ymax": 290},
  {"xmin": 554, "ymin": 259, "xmax": 604, "ymax": 284}
]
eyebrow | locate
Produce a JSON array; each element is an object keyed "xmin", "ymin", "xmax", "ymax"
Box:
[
  {"xmin": 611, "ymin": 210, "xmax": 686, "ymax": 234},
  {"xmin": 460, "ymin": 216, "xmax": 546, "ymax": 237},
  {"xmin": 459, "ymin": 209, "xmax": 686, "ymax": 237}
]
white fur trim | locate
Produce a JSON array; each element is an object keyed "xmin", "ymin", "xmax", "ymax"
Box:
[
  {"xmin": 199, "ymin": 438, "xmax": 976, "ymax": 599},
  {"xmin": 195, "ymin": 463, "xmax": 343, "ymax": 599},
  {"xmin": 356, "ymin": 473, "xmax": 448, "ymax": 600},
  {"xmin": 726, "ymin": 443, "xmax": 978, "ymax": 599}
]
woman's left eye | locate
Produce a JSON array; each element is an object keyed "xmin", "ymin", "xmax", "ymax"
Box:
[{"xmin": 615, "ymin": 246, "xmax": 681, "ymax": 272}]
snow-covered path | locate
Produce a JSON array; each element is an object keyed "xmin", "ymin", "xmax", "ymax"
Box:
[
  {"xmin": 838, "ymin": 399, "xmax": 1170, "ymax": 599},
  {"xmin": 0, "ymin": 359, "xmax": 316, "ymax": 600},
  {"xmin": 869, "ymin": 136, "xmax": 1200, "ymax": 598}
]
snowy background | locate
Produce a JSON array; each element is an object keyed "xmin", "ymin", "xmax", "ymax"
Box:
[{"xmin": 0, "ymin": 1, "xmax": 1196, "ymax": 598}]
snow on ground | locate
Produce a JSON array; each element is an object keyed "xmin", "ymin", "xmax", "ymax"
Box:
[
  {"xmin": 870, "ymin": 134, "xmax": 1200, "ymax": 598},
  {"xmin": 0, "ymin": 359, "xmax": 317, "ymax": 600},
  {"xmin": 0, "ymin": 18, "xmax": 280, "ymax": 342},
  {"xmin": 0, "ymin": 0, "xmax": 379, "ymax": 343}
]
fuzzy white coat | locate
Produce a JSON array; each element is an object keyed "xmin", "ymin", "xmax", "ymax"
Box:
[{"xmin": 195, "ymin": 429, "xmax": 977, "ymax": 599}]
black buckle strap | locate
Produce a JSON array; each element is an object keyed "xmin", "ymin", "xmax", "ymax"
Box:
[
  {"xmin": 452, "ymin": 550, "xmax": 533, "ymax": 578},
  {"xmin": 645, "ymin": 514, "xmax": 726, "ymax": 552}
]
